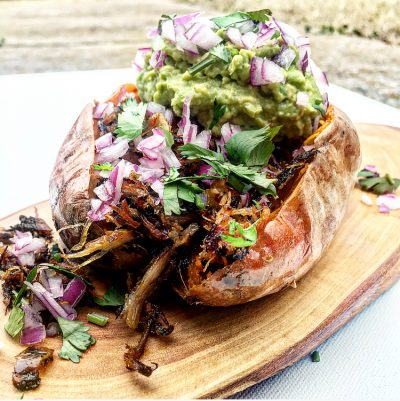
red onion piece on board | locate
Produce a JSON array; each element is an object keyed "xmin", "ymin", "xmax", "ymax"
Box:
[
  {"xmin": 61, "ymin": 278, "xmax": 87, "ymax": 308},
  {"xmin": 377, "ymin": 194, "xmax": 400, "ymax": 211},
  {"xmin": 25, "ymin": 282, "xmax": 77, "ymax": 321}
]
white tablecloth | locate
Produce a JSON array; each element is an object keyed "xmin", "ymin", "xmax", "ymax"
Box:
[{"xmin": 0, "ymin": 69, "xmax": 399, "ymax": 399}]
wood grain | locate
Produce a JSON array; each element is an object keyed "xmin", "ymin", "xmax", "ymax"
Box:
[{"xmin": 0, "ymin": 123, "xmax": 399, "ymax": 399}]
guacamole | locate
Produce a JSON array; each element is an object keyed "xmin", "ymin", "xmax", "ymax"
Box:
[{"xmin": 136, "ymin": 12, "xmax": 324, "ymax": 139}]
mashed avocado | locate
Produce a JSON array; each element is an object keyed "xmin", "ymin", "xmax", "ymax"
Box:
[{"xmin": 136, "ymin": 13, "xmax": 324, "ymax": 139}]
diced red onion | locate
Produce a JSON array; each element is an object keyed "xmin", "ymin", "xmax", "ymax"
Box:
[
  {"xmin": 239, "ymin": 193, "xmax": 251, "ymax": 208},
  {"xmin": 61, "ymin": 278, "xmax": 86, "ymax": 308},
  {"xmin": 364, "ymin": 164, "xmax": 378, "ymax": 173},
  {"xmin": 150, "ymin": 180, "xmax": 164, "ymax": 201},
  {"xmin": 39, "ymin": 268, "xmax": 64, "ymax": 299},
  {"xmin": 147, "ymin": 26, "xmax": 159, "ymax": 38},
  {"xmin": 146, "ymin": 102, "xmax": 166, "ymax": 117},
  {"xmin": 95, "ymin": 137, "xmax": 129, "ymax": 164},
  {"xmin": 300, "ymin": 48, "xmax": 309, "ymax": 74},
  {"xmin": 309, "ymin": 59, "xmax": 329, "ymax": 95},
  {"xmin": 292, "ymin": 144, "xmax": 314, "ymax": 159},
  {"xmin": 93, "ymin": 180, "xmax": 114, "ymax": 203},
  {"xmin": 149, "ymin": 50, "xmax": 167, "ymax": 69},
  {"xmin": 197, "ymin": 164, "xmax": 213, "ymax": 186},
  {"xmin": 379, "ymin": 204, "xmax": 391, "ymax": 214},
  {"xmin": 31, "ymin": 296, "xmax": 45, "ymax": 313},
  {"xmin": 377, "ymin": 194, "xmax": 400, "ymax": 211},
  {"xmin": 175, "ymin": 24, "xmax": 199, "ymax": 54},
  {"xmin": 361, "ymin": 193, "xmax": 373, "ymax": 206},
  {"xmin": 174, "ymin": 12, "xmax": 201, "ymax": 26},
  {"xmin": 296, "ymin": 91, "xmax": 309, "ymax": 107},
  {"xmin": 138, "ymin": 156, "xmax": 164, "ymax": 169},
  {"xmin": 164, "ymin": 109, "xmax": 174, "ymax": 125},
  {"xmin": 20, "ymin": 304, "xmax": 46, "ymax": 345},
  {"xmin": 132, "ymin": 47, "xmax": 152, "ymax": 72},
  {"xmin": 123, "ymin": 160, "xmax": 135, "ymax": 179},
  {"xmin": 25, "ymin": 282, "xmax": 76, "ymax": 321},
  {"xmin": 185, "ymin": 124, "xmax": 198, "ymax": 144},
  {"xmin": 46, "ymin": 322, "xmax": 60, "ymax": 337},
  {"xmin": 226, "ymin": 27, "xmax": 243, "ymax": 47},
  {"xmin": 137, "ymin": 132, "xmax": 165, "ymax": 160},
  {"xmin": 295, "ymin": 36, "xmax": 310, "ymax": 47},
  {"xmin": 192, "ymin": 129, "xmax": 211, "ymax": 149},
  {"xmin": 93, "ymin": 102, "xmax": 114, "ymax": 120},
  {"xmin": 17, "ymin": 253, "xmax": 35, "ymax": 266},
  {"xmin": 11, "ymin": 231, "xmax": 33, "ymax": 251},
  {"xmin": 250, "ymin": 57, "xmax": 285, "ymax": 86},
  {"xmin": 255, "ymin": 28, "xmax": 276, "ymax": 48},
  {"xmin": 137, "ymin": 166, "xmax": 164, "ymax": 183},
  {"xmin": 185, "ymin": 23, "xmax": 222, "ymax": 51},
  {"xmin": 160, "ymin": 147, "xmax": 181, "ymax": 168},
  {"xmin": 95, "ymin": 133, "xmax": 113, "ymax": 151},
  {"xmin": 178, "ymin": 96, "xmax": 192, "ymax": 141},
  {"xmin": 312, "ymin": 116, "xmax": 321, "ymax": 132},
  {"xmin": 241, "ymin": 31, "xmax": 258, "ymax": 50},
  {"xmin": 221, "ymin": 123, "xmax": 241, "ymax": 143},
  {"xmin": 87, "ymin": 199, "xmax": 112, "ymax": 221},
  {"xmin": 322, "ymin": 92, "xmax": 329, "ymax": 112},
  {"xmin": 110, "ymin": 160, "xmax": 128, "ymax": 204},
  {"xmin": 161, "ymin": 19, "xmax": 176, "ymax": 42},
  {"xmin": 272, "ymin": 47, "xmax": 296, "ymax": 70},
  {"xmin": 272, "ymin": 17, "xmax": 301, "ymax": 45}
]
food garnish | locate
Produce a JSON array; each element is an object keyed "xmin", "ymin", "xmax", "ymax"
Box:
[
  {"xmin": 311, "ymin": 350, "xmax": 320, "ymax": 362},
  {"xmin": 87, "ymin": 312, "xmax": 109, "ymax": 327}
]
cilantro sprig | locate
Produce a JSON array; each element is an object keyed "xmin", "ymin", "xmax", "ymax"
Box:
[
  {"xmin": 358, "ymin": 168, "xmax": 400, "ymax": 195},
  {"xmin": 58, "ymin": 317, "xmax": 96, "ymax": 363},
  {"xmin": 225, "ymin": 125, "xmax": 281, "ymax": 167},
  {"xmin": 209, "ymin": 101, "xmax": 227, "ymax": 130},
  {"xmin": 114, "ymin": 97, "xmax": 147, "ymax": 140},
  {"xmin": 189, "ymin": 44, "xmax": 232, "ymax": 76},
  {"xmin": 221, "ymin": 219, "xmax": 259, "ymax": 247},
  {"xmin": 211, "ymin": 9, "xmax": 272, "ymax": 28},
  {"xmin": 94, "ymin": 285, "xmax": 125, "ymax": 307}
]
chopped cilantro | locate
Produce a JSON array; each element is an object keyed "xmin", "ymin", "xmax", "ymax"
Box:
[
  {"xmin": 58, "ymin": 317, "xmax": 96, "ymax": 363},
  {"xmin": 358, "ymin": 169, "xmax": 400, "ymax": 195},
  {"xmin": 312, "ymin": 99, "xmax": 326, "ymax": 116},
  {"xmin": 4, "ymin": 305, "xmax": 24, "ymax": 337},
  {"xmin": 179, "ymin": 143, "xmax": 276, "ymax": 196},
  {"xmin": 162, "ymin": 127, "xmax": 174, "ymax": 148},
  {"xmin": 13, "ymin": 266, "xmax": 38, "ymax": 306},
  {"xmin": 270, "ymin": 30, "xmax": 281, "ymax": 40},
  {"xmin": 209, "ymin": 101, "xmax": 227, "ymax": 130},
  {"xmin": 225, "ymin": 125, "xmax": 281, "ymax": 167},
  {"xmin": 211, "ymin": 9, "xmax": 271, "ymax": 28},
  {"xmin": 221, "ymin": 219, "xmax": 259, "ymax": 248},
  {"xmin": 189, "ymin": 44, "xmax": 232, "ymax": 76},
  {"xmin": 94, "ymin": 285, "xmax": 125, "ymax": 307},
  {"xmin": 114, "ymin": 97, "xmax": 147, "ymax": 141},
  {"xmin": 311, "ymin": 350, "xmax": 320, "ymax": 362},
  {"xmin": 93, "ymin": 162, "xmax": 113, "ymax": 171},
  {"xmin": 163, "ymin": 182, "xmax": 180, "ymax": 215}
]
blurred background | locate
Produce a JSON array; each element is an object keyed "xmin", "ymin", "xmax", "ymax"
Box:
[{"xmin": 0, "ymin": 0, "xmax": 399, "ymax": 108}]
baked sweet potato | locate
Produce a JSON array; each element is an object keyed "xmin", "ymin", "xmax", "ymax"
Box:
[{"xmin": 49, "ymin": 84, "xmax": 360, "ymax": 308}]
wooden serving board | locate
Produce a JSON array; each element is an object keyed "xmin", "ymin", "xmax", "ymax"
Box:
[{"xmin": 0, "ymin": 123, "xmax": 399, "ymax": 399}]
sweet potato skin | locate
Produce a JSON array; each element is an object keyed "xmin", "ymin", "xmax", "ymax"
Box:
[
  {"xmin": 49, "ymin": 102, "xmax": 96, "ymax": 248},
  {"xmin": 179, "ymin": 107, "xmax": 361, "ymax": 306}
]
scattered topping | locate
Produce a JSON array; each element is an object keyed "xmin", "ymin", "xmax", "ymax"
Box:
[
  {"xmin": 311, "ymin": 350, "xmax": 320, "ymax": 362},
  {"xmin": 12, "ymin": 346, "xmax": 53, "ymax": 391},
  {"xmin": 4, "ymin": 305, "xmax": 24, "ymax": 338},
  {"xmin": 114, "ymin": 97, "xmax": 147, "ymax": 141},
  {"xmin": 376, "ymin": 194, "xmax": 400, "ymax": 212},
  {"xmin": 250, "ymin": 57, "xmax": 285, "ymax": 86},
  {"xmin": 221, "ymin": 219, "xmax": 259, "ymax": 247},
  {"xmin": 61, "ymin": 278, "xmax": 87, "ymax": 307},
  {"xmin": 57, "ymin": 317, "xmax": 96, "ymax": 363},
  {"xmin": 93, "ymin": 162, "xmax": 113, "ymax": 171},
  {"xmin": 87, "ymin": 312, "xmax": 109, "ymax": 327},
  {"xmin": 360, "ymin": 193, "xmax": 373, "ymax": 206},
  {"xmin": 20, "ymin": 304, "xmax": 46, "ymax": 345},
  {"xmin": 358, "ymin": 167, "xmax": 400, "ymax": 195}
]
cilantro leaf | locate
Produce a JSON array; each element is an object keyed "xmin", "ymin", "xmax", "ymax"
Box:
[
  {"xmin": 358, "ymin": 172, "xmax": 400, "ymax": 195},
  {"xmin": 4, "ymin": 305, "xmax": 24, "ymax": 337},
  {"xmin": 312, "ymin": 99, "xmax": 326, "ymax": 116},
  {"xmin": 13, "ymin": 266, "xmax": 38, "ymax": 306},
  {"xmin": 246, "ymin": 9, "xmax": 272, "ymax": 23},
  {"xmin": 225, "ymin": 125, "xmax": 281, "ymax": 167},
  {"xmin": 58, "ymin": 317, "xmax": 96, "ymax": 363},
  {"xmin": 221, "ymin": 219, "xmax": 259, "ymax": 248},
  {"xmin": 114, "ymin": 97, "xmax": 147, "ymax": 140},
  {"xmin": 163, "ymin": 182, "xmax": 181, "ymax": 215},
  {"xmin": 209, "ymin": 101, "xmax": 227, "ymax": 130},
  {"xmin": 270, "ymin": 30, "xmax": 281, "ymax": 40},
  {"xmin": 162, "ymin": 128, "xmax": 174, "ymax": 148},
  {"xmin": 189, "ymin": 44, "xmax": 232, "ymax": 76},
  {"xmin": 179, "ymin": 143, "xmax": 276, "ymax": 195},
  {"xmin": 211, "ymin": 11, "xmax": 250, "ymax": 28},
  {"xmin": 94, "ymin": 285, "xmax": 125, "ymax": 307},
  {"xmin": 93, "ymin": 162, "xmax": 113, "ymax": 171},
  {"xmin": 211, "ymin": 9, "xmax": 271, "ymax": 28}
]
